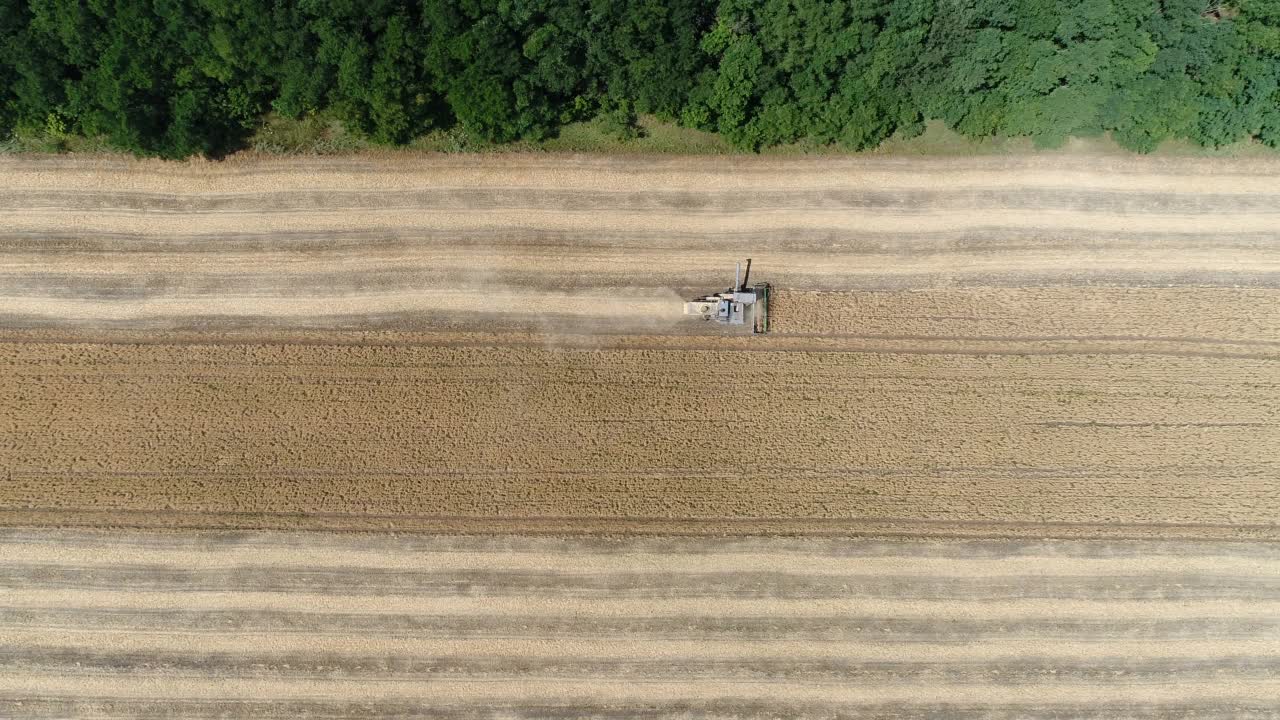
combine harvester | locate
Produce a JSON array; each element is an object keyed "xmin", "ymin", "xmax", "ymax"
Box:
[{"xmin": 684, "ymin": 259, "xmax": 770, "ymax": 334}]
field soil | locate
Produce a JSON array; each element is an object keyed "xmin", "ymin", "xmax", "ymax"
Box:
[{"xmin": 1, "ymin": 154, "xmax": 1278, "ymax": 537}]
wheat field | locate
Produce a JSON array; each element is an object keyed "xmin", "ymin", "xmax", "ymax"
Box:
[
  {"xmin": 1, "ymin": 321, "xmax": 1277, "ymax": 537},
  {"xmin": 0, "ymin": 153, "xmax": 1277, "ymax": 717}
]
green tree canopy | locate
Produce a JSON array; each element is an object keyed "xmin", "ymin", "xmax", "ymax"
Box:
[{"xmin": 1, "ymin": 0, "xmax": 1272, "ymax": 156}]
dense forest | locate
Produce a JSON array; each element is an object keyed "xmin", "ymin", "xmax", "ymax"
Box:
[{"xmin": 2, "ymin": 0, "xmax": 1278, "ymax": 158}]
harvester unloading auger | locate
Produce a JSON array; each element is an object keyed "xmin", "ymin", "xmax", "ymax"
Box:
[{"xmin": 683, "ymin": 259, "xmax": 770, "ymax": 334}]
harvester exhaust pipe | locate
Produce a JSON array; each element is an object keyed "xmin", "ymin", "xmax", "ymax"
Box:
[{"xmin": 740, "ymin": 258, "xmax": 752, "ymax": 290}]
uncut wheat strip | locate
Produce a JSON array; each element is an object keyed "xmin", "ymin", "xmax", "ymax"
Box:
[
  {"xmin": 2, "ymin": 348, "xmax": 1268, "ymax": 401},
  {"xmin": 6, "ymin": 482, "xmax": 1275, "ymax": 527},
  {"xmin": 771, "ymin": 288, "xmax": 1280, "ymax": 340},
  {"xmin": 4, "ymin": 335, "xmax": 1276, "ymax": 368}
]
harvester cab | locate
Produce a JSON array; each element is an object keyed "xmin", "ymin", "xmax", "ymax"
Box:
[{"xmin": 683, "ymin": 259, "xmax": 771, "ymax": 334}]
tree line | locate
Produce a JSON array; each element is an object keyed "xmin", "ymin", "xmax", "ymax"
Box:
[{"xmin": 2, "ymin": 0, "xmax": 1277, "ymax": 158}]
